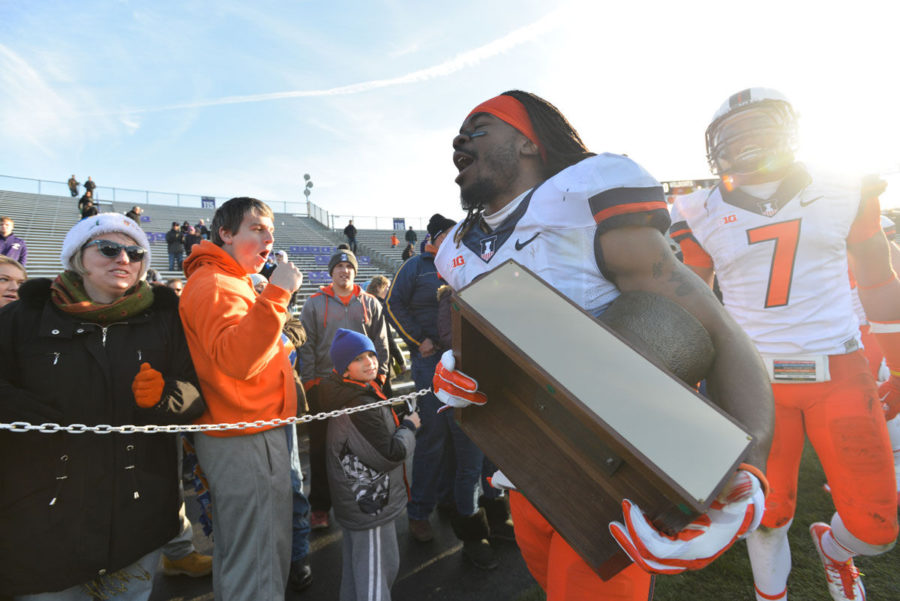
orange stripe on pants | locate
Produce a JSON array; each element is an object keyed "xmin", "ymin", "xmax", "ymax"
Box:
[
  {"xmin": 509, "ymin": 491, "xmax": 652, "ymax": 601},
  {"xmin": 762, "ymin": 350, "xmax": 898, "ymax": 544}
]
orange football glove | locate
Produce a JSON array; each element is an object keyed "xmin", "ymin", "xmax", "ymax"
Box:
[
  {"xmin": 433, "ymin": 350, "xmax": 487, "ymax": 414},
  {"xmin": 132, "ymin": 362, "xmax": 165, "ymax": 408},
  {"xmin": 879, "ymin": 375, "xmax": 900, "ymax": 420},
  {"xmin": 609, "ymin": 468, "xmax": 766, "ymax": 574}
]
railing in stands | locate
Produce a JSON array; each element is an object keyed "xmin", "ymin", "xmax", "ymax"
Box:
[
  {"xmin": 0, "ymin": 173, "xmax": 316, "ymax": 218},
  {"xmin": 0, "ymin": 174, "xmax": 431, "ymax": 231}
]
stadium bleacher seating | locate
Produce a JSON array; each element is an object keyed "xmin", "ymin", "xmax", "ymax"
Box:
[{"xmin": 0, "ymin": 190, "xmax": 425, "ymax": 307}]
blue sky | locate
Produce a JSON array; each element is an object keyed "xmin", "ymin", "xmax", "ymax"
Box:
[{"xmin": 2, "ymin": 0, "xmax": 898, "ymax": 227}]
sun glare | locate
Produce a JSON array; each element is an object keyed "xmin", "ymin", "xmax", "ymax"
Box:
[{"xmin": 793, "ymin": 98, "xmax": 900, "ymax": 207}]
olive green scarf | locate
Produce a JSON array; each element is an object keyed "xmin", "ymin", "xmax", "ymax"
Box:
[{"xmin": 50, "ymin": 270, "xmax": 153, "ymax": 324}]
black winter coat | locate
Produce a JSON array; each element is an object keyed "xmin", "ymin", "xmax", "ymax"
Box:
[
  {"xmin": 0, "ymin": 280, "xmax": 204, "ymax": 595},
  {"xmin": 165, "ymin": 228, "xmax": 184, "ymax": 254}
]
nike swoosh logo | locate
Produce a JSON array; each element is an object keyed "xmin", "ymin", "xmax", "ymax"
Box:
[
  {"xmin": 515, "ymin": 232, "xmax": 541, "ymax": 251},
  {"xmin": 799, "ymin": 195, "xmax": 823, "ymax": 207}
]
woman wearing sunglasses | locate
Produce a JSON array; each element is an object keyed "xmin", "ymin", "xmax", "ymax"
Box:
[{"xmin": 0, "ymin": 213, "xmax": 205, "ymax": 600}]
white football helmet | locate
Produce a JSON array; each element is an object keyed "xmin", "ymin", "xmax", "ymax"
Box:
[{"xmin": 705, "ymin": 88, "xmax": 798, "ymax": 178}]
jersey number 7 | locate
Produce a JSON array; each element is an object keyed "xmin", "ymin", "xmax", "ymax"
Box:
[{"xmin": 746, "ymin": 219, "xmax": 802, "ymax": 308}]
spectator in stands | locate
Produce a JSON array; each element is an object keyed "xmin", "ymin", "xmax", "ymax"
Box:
[
  {"xmin": 179, "ymin": 197, "xmax": 304, "ymax": 600},
  {"xmin": 80, "ymin": 199, "xmax": 99, "ymax": 220},
  {"xmin": 84, "ymin": 176, "xmax": 96, "ymax": 197},
  {"xmin": 299, "ymin": 249, "xmax": 390, "ymax": 532},
  {"xmin": 196, "ymin": 219, "xmax": 210, "ymax": 240},
  {"xmin": 401, "ymin": 243, "xmax": 415, "ymax": 261},
  {"xmin": 419, "ymin": 233, "xmax": 430, "ymax": 254},
  {"xmin": 166, "ymin": 278, "xmax": 184, "ymax": 296},
  {"xmin": 184, "ymin": 225, "xmax": 202, "ymax": 256},
  {"xmin": 405, "ymin": 225, "xmax": 417, "ymax": 246},
  {"xmin": 343, "ymin": 219, "xmax": 358, "ymax": 253},
  {"xmin": 386, "ymin": 214, "xmax": 507, "ymax": 563},
  {"xmin": 0, "ymin": 213, "xmax": 204, "ymax": 599},
  {"xmin": 390, "ymin": 232, "xmax": 399, "ymax": 248},
  {"xmin": 166, "ymin": 222, "xmax": 185, "ymax": 272},
  {"xmin": 0, "ymin": 255, "xmax": 26, "ymax": 308},
  {"xmin": 366, "ymin": 276, "xmax": 406, "ymax": 379},
  {"xmin": 125, "ymin": 205, "xmax": 143, "ymax": 224},
  {"xmin": 146, "ymin": 268, "xmax": 161, "ymax": 284},
  {"xmin": 78, "ymin": 189, "xmax": 94, "ymax": 214},
  {"xmin": 0, "ymin": 217, "xmax": 27, "ymax": 265},
  {"xmin": 320, "ymin": 328, "xmax": 419, "ymax": 601},
  {"xmin": 67, "ymin": 174, "xmax": 80, "ymax": 197}
]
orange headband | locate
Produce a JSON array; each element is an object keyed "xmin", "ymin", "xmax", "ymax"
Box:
[{"xmin": 467, "ymin": 94, "xmax": 544, "ymax": 159}]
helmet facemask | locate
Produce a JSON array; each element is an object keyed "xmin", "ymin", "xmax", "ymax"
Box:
[{"xmin": 706, "ymin": 100, "xmax": 797, "ymax": 180}]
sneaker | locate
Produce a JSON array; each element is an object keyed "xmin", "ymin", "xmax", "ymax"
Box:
[
  {"xmin": 809, "ymin": 522, "xmax": 866, "ymax": 600},
  {"xmin": 408, "ymin": 518, "xmax": 434, "ymax": 542},
  {"xmin": 162, "ymin": 551, "xmax": 212, "ymax": 577},
  {"xmin": 287, "ymin": 558, "xmax": 313, "ymax": 592},
  {"xmin": 310, "ymin": 510, "xmax": 330, "ymax": 530}
]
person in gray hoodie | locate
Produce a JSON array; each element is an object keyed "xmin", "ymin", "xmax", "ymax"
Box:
[
  {"xmin": 320, "ymin": 329, "xmax": 419, "ymax": 601},
  {"xmin": 299, "ymin": 249, "xmax": 390, "ymax": 529}
]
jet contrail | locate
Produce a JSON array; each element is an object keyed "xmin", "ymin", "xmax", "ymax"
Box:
[{"xmin": 116, "ymin": 6, "xmax": 571, "ymax": 115}]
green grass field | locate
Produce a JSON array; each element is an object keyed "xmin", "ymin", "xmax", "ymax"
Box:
[{"xmin": 514, "ymin": 440, "xmax": 899, "ymax": 600}]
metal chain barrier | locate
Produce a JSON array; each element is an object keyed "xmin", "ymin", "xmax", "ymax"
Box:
[{"xmin": 0, "ymin": 388, "xmax": 433, "ymax": 435}]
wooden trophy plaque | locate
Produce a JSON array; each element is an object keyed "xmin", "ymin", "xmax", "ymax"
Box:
[{"xmin": 450, "ymin": 260, "xmax": 752, "ymax": 580}]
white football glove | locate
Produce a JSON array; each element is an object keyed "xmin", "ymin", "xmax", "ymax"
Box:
[
  {"xmin": 608, "ymin": 467, "xmax": 767, "ymax": 574},
  {"xmin": 487, "ymin": 470, "xmax": 517, "ymax": 491},
  {"xmin": 433, "ymin": 350, "xmax": 487, "ymax": 414}
]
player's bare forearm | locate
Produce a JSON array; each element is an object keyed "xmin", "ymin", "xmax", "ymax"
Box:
[
  {"xmin": 850, "ymin": 233, "xmax": 900, "ymax": 323},
  {"xmin": 599, "ymin": 227, "xmax": 774, "ymax": 470},
  {"xmin": 686, "ymin": 263, "xmax": 715, "ymax": 289}
]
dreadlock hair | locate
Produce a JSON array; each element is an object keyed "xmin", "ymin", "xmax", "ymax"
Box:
[
  {"xmin": 454, "ymin": 90, "xmax": 595, "ymax": 245},
  {"xmin": 503, "ymin": 90, "xmax": 594, "ymax": 178}
]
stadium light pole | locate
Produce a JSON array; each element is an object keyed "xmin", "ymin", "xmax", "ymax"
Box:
[{"xmin": 303, "ymin": 173, "xmax": 314, "ymax": 219}]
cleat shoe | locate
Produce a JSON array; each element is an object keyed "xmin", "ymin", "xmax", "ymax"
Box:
[
  {"xmin": 310, "ymin": 510, "xmax": 330, "ymax": 530},
  {"xmin": 162, "ymin": 551, "xmax": 212, "ymax": 577},
  {"xmin": 810, "ymin": 522, "xmax": 866, "ymax": 600},
  {"xmin": 408, "ymin": 518, "xmax": 434, "ymax": 542}
]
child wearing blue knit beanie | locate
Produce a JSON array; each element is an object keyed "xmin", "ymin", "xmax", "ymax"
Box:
[{"xmin": 322, "ymin": 328, "xmax": 420, "ymax": 600}]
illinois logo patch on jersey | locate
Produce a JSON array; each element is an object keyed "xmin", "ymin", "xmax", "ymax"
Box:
[
  {"xmin": 480, "ymin": 236, "xmax": 498, "ymax": 262},
  {"xmin": 758, "ymin": 201, "xmax": 777, "ymax": 217}
]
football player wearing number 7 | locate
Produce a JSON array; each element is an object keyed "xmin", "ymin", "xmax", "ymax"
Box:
[
  {"xmin": 433, "ymin": 90, "xmax": 775, "ymax": 601},
  {"xmin": 670, "ymin": 88, "xmax": 899, "ymax": 601}
]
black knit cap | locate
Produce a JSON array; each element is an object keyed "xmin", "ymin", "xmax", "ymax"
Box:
[
  {"xmin": 427, "ymin": 213, "xmax": 457, "ymax": 240},
  {"xmin": 328, "ymin": 249, "xmax": 358, "ymax": 275}
]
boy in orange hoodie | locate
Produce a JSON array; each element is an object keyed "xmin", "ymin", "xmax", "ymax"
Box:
[{"xmin": 180, "ymin": 197, "xmax": 304, "ymax": 601}]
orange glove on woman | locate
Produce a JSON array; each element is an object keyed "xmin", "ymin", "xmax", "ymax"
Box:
[{"xmin": 132, "ymin": 362, "xmax": 165, "ymax": 408}]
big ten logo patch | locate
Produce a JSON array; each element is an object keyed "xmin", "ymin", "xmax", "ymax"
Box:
[
  {"xmin": 451, "ymin": 255, "xmax": 465, "ymax": 268},
  {"xmin": 722, "ymin": 214, "xmax": 737, "ymax": 225}
]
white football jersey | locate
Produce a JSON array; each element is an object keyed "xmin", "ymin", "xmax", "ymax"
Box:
[
  {"xmin": 435, "ymin": 153, "xmax": 668, "ymax": 317},
  {"xmin": 672, "ymin": 166, "xmax": 864, "ymax": 355}
]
